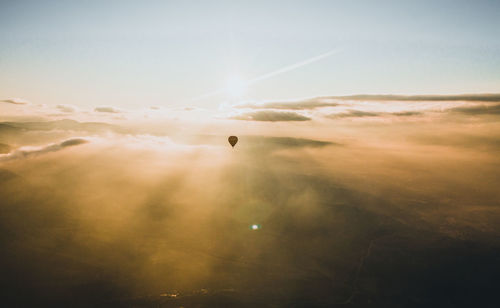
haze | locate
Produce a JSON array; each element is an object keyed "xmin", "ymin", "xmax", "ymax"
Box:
[{"xmin": 1, "ymin": 1, "xmax": 500, "ymax": 307}]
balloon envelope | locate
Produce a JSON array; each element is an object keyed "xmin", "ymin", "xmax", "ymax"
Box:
[{"xmin": 228, "ymin": 136, "xmax": 238, "ymax": 148}]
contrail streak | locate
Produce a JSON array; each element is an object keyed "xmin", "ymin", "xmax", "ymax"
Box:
[
  {"xmin": 247, "ymin": 49, "xmax": 340, "ymax": 86},
  {"xmin": 192, "ymin": 48, "xmax": 340, "ymax": 101}
]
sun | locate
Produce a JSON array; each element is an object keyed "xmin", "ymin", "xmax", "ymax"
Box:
[{"xmin": 224, "ymin": 75, "xmax": 247, "ymax": 98}]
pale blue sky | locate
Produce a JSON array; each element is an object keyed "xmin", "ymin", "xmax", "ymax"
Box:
[{"xmin": 1, "ymin": 0, "xmax": 499, "ymax": 109}]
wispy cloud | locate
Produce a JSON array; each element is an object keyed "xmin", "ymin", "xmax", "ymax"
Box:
[
  {"xmin": 0, "ymin": 119, "xmax": 120, "ymax": 134},
  {"xmin": 448, "ymin": 104, "xmax": 500, "ymax": 115},
  {"xmin": 0, "ymin": 98, "xmax": 30, "ymax": 105},
  {"xmin": 412, "ymin": 133, "xmax": 500, "ymax": 151},
  {"xmin": 328, "ymin": 110, "xmax": 423, "ymax": 118},
  {"xmin": 231, "ymin": 111, "xmax": 311, "ymax": 122},
  {"xmin": 235, "ymin": 99, "xmax": 339, "ymax": 110},
  {"xmin": 0, "ymin": 138, "xmax": 88, "ymax": 162},
  {"xmin": 95, "ymin": 106, "xmax": 122, "ymax": 113},
  {"xmin": 330, "ymin": 110, "xmax": 380, "ymax": 118},
  {"xmin": 319, "ymin": 93, "xmax": 500, "ymax": 102},
  {"xmin": 231, "ymin": 94, "xmax": 500, "ymax": 113},
  {"xmin": 56, "ymin": 104, "xmax": 76, "ymax": 113}
]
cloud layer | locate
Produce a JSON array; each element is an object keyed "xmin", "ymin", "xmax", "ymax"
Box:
[
  {"xmin": 0, "ymin": 124, "xmax": 499, "ymax": 306},
  {"xmin": 232, "ymin": 94, "xmax": 500, "ymax": 121},
  {"xmin": 56, "ymin": 104, "xmax": 76, "ymax": 113},
  {"xmin": 449, "ymin": 103, "xmax": 500, "ymax": 115},
  {"xmin": 236, "ymin": 99, "xmax": 339, "ymax": 110},
  {"xmin": 1, "ymin": 94, "xmax": 500, "ymax": 306},
  {"xmin": 95, "ymin": 106, "xmax": 121, "ymax": 113},
  {"xmin": 0, "ymin": 98, "xmax": 29, "ymax": 105},
  {"xmin": 0, "ymin": 138, "xmax": 88, "ymax": 161},
  {"xmin": 320, "ymin": 93, "xmax": 500, "ymax": 102},
  {"xmin": 328, "ymin": 109, "xmax": 423, "ymax": 118},
  {"xmin": 231, "ymin": 110, "xmax": 311, "ymax": 121}
]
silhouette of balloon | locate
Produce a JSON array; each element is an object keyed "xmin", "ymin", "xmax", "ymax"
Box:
[{"xmin": 228, "ymin": 136, "xmax": 238, "ymax": 148}]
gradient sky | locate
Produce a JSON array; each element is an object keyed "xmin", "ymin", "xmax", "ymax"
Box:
[{"xmin": 1, "ymin": 0, "xmax": 499, "ymax": 109}]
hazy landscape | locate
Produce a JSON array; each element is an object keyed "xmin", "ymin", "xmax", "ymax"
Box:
[
  {"xmin": 1, "ymin": 94, "xmax": 500, "ymax": 307},
  {"xmin": 2, "ymin": 1, "xmax": 500, "ymax": 307}
]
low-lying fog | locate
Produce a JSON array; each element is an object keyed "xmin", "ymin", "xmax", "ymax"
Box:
[{"xmin": 1, "ymin": 96, "xmax": 500, "ymax": 307}]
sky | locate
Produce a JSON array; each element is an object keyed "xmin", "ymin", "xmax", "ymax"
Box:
[{"xmin": 1, "ymin": 0, "xmax": 500, "ymax": 110}]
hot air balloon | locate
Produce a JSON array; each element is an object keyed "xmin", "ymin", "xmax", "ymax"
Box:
[{"xmin": 228, "ymin": 136, "xmax": 238, "ymax": 148}]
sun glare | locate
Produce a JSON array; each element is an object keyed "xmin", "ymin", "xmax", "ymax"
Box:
[{"xmin": 224, "ymin": 75, "xmax": 247, "ymax": 98}]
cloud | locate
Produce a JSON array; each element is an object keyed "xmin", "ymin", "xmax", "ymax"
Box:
[
  {"xmin": 95, "ymin": 106, "xmax": 121, "ymax": 113},
  {"xmin": 59, "ymin": 138, "xmax": 88, "ymax": 147},
  {"xmin": 448, "ymin": 104, "xmax": 500, "ymax": 115},
  {"xmin": 231, "ymin": 94, "xmax": 500, "ymax": 114},
  {"xmin": 56, "ymin": 104, "xmax": 76, "ymax": 113},
  {"xmin": 0, "ymin": 119, "xmax": 121, "ymax": 134},
  {"xmin": 0, "ymin": 98, "xmax": 30, "ymax": 105},
  {"xmin": 236, "ymin": 99, "xmax": 339, "ymax": 110},
  {"xmin": 231, "ymin": 111, "xmax": 311, "ymax": 122},
  {"xmin": 321, "ymin": 93, "xmax": 500, "ymax": 102},
  {"xmin": 328, "ymin": 110, "xmax": 423, "ymax": 118},
  {"xmin": 413, "ymin": 134, "xmax": 500, "ymax": 151},
  {"xmin": 332, "ymin": 110, "xmax": 380, "ymax": 118},
  {"xmin": 392, "ymin": 111, "xmax": 423, "ymax": 116},
  {"xmin": 245, "ymin": 136, "xmax": 336, "ymax": 150},
  {"xmin": 0, "ymin": 111, "xmax": 499, "ymax": 306},
  {"xmin": 0, "ymin": 138, "xmax": 88, "ymax": 162}
]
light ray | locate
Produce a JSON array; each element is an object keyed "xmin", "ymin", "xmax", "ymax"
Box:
[
  {"xmin": 192, "ymin": 48, "xmax": 340, "ymax": 101},
  {"xmin": 246, "ymin": 49, "xmax": 340, "ymax": 86}
]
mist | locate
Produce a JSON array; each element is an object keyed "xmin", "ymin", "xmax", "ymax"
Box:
[{"xmin": 1, "ymin": 97, "xmax": 500, "ymax": 307}]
